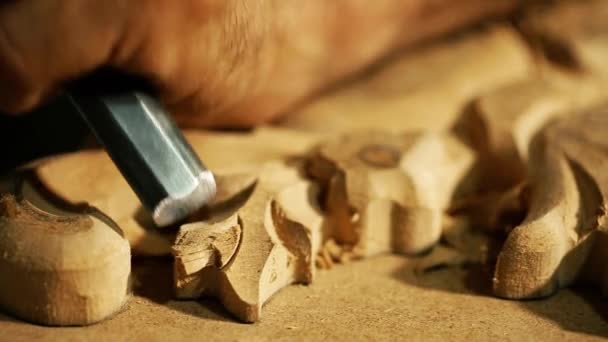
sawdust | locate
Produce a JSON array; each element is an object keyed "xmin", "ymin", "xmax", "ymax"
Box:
[{"xmin": 0, "ymin": 195, "xmax": 92, "ymax": 234}]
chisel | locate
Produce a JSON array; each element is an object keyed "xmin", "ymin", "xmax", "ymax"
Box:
[{"xmin": 67, "ymin": 70, "xmax": 216, "ymax": 227}]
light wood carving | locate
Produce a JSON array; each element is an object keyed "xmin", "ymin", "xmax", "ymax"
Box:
[
  {"xmin": 172, "ymin": 213, "xmax": 242, "ymax": 299},
  {"xmin": 494, "ymin": 106, "xmax": 608, "ymax": 298},
  {"xmin": 308, "ymin": 131, "xmax": 473, "ymax": 256},
  {"xmin": 3, "ymin": 2, "xmax": 608, "ymax": 326},
  {"xmin": 450, "ymin": 69, "xmax": 607, "ymax": 233},
  {"xmin": 455, "ymin": 73, "xmax": 606, "ymax": 193},
  {"xmin": 171, "ymin": 162, "xmax": 323, "ymax": 322},
  {"xmin": 0, "ymin": 178, "xmax": 130, "ymax": 326},
  {"xmin": 0, "ymin": 127, "xmax": 322, "ymax": 324}
]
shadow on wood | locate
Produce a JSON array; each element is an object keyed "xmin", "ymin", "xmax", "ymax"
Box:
[{"xmin": 130, "ymin": 258, "xmax": 235, "ymax": 323}]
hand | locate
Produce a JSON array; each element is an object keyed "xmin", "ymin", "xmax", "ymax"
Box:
[{"xmin": 0, "ymin": 0, "xmax": 518, "ymax": 128}]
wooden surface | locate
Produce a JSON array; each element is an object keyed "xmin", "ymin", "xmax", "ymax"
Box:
[
  {"xmin": 2, "ymin": 1, "xmax": 608, "ymax": 339},
  {"xmin": 0, "ymin": 255, "xmax": 606, "ymax": 341}
]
